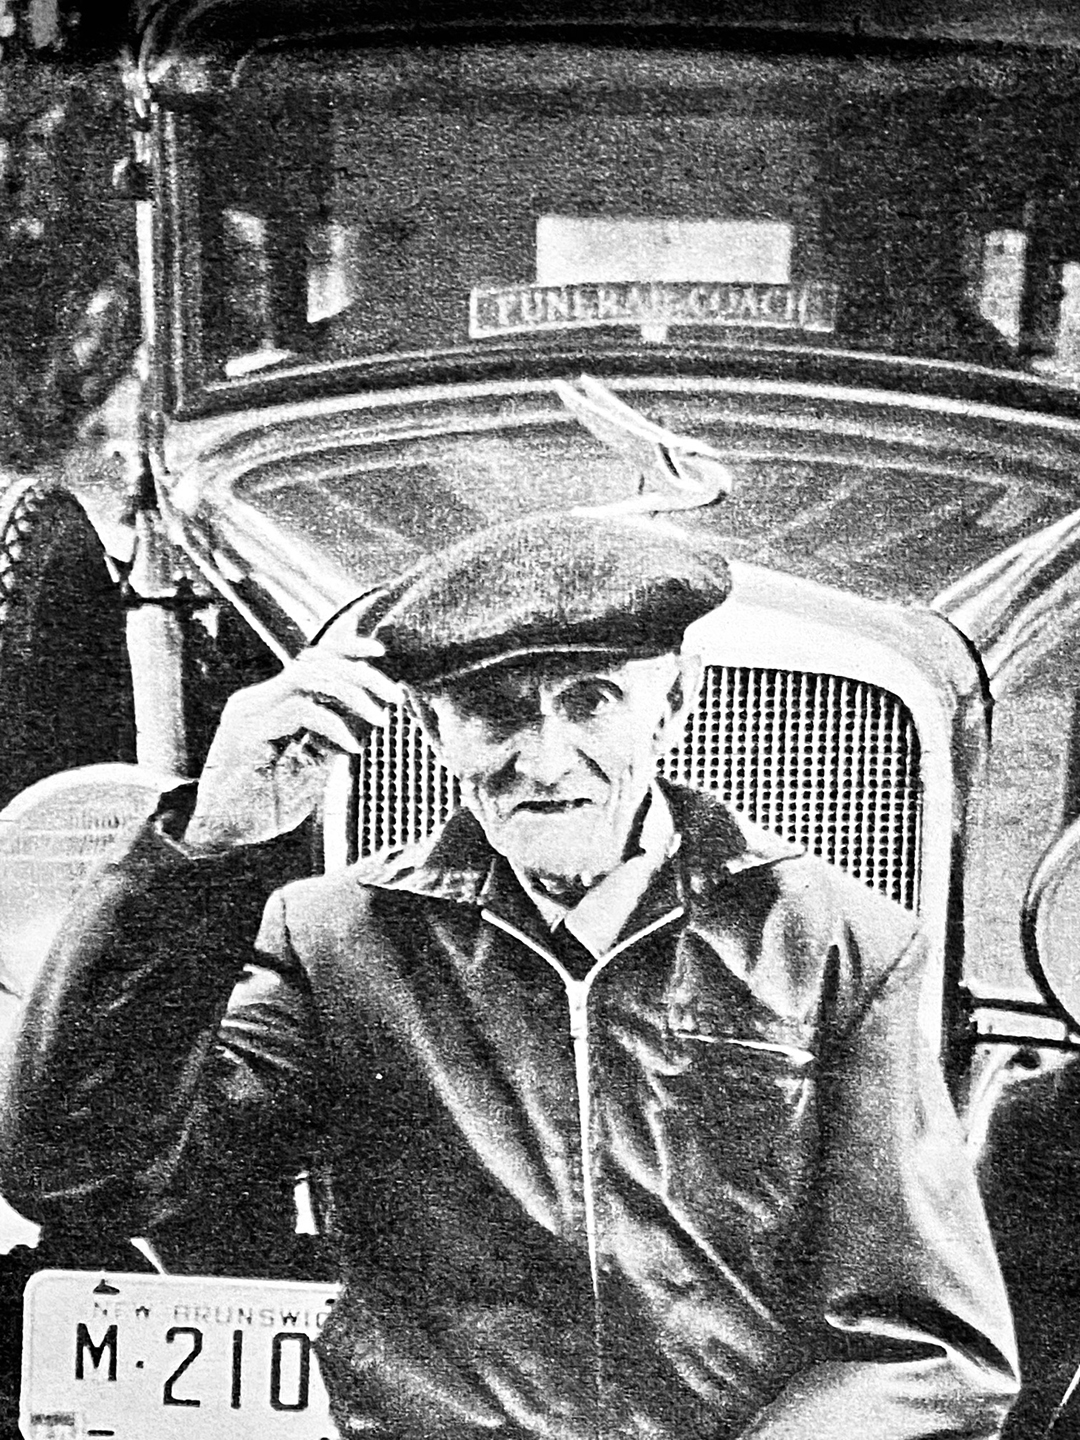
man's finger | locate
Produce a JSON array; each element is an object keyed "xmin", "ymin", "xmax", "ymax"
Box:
[
  {"xmin": 289, "ymin": 649, "xmax": 403, "ymax": 707},
  {"xmin": 295, "ymin": 688, "xmax": 394, "ymax": 738},
  {"xmin": 316, "ymin": 607, "xmax": 388, "ymax": 657},
  {"xmin": 251, "ymin": 695, "xmax": 372, "ymax": 757}
]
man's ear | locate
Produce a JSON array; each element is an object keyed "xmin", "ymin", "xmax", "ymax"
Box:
[
  {"xmin": 654, "ymin": 652, "xmax": 703, "ymax": 751},
  {"xmin": 403, "ymin": 686, "xmax": 441, "ymax": 749}
]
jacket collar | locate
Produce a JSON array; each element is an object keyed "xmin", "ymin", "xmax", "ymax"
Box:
[{"xmin": 350, "ymin": 779, "xmax": 804, "ymax": 912}]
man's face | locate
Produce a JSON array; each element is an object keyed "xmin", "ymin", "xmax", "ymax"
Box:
[{"xmin": 415, "ymin": 652, "xmax": 694, "ymax": 889}]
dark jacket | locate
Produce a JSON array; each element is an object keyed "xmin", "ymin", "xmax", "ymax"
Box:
[{"xmin": 0, "ymin": 782, "xmax": 1018, "ymax": 1439}]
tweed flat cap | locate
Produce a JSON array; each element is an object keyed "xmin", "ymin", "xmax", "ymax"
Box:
[{"xmin": 348, "ymin": 511, "xmax": 732, "ymax": 689}]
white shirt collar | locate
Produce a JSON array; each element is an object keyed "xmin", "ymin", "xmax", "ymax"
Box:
[{"xmin": 510, "ymin": 784, "xmax": 680, "ymax": 960}]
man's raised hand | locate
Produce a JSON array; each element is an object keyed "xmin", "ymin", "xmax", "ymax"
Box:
[{"xmin": 184, "ymin": 629, "xmax": 400, "ymax": 850}]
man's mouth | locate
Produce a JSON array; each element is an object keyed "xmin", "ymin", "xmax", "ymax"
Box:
[{"xmin": 510, "ymin": 797, "xmax": 594, "ymax": 815}]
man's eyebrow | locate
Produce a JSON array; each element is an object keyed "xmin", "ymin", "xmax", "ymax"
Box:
[{"xmin": 557, "ymin": 674, "xmax": 625, "ymax": 695}]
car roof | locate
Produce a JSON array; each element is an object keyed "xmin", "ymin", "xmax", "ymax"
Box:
[{"xmin": 129, "ymin": 0, "xmax": 1080, "ymax": 67}]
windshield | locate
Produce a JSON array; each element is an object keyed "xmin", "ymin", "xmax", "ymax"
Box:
[{"xmin": 182, "ymin": 40, "xmax": 1080, "ymax": 386}]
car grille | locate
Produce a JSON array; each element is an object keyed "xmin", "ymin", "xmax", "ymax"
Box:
[{"xmin": 354, "ymin": 665, "xmax": 922, "ymax": 909}]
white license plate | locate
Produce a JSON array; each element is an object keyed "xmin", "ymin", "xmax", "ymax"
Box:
[{"xmin": 21, "ymin": 1271, "xmax": 343, "ymax": 1440}]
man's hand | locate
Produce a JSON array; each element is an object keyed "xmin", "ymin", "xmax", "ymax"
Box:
[{"xmin": 184, "ymin": 627, "xmax": 400, "ymax": 850}]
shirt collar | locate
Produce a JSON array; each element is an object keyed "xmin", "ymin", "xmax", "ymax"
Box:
[{"xmin": 508, "ymin": 785, "xmax": 680, "ymax": 958}]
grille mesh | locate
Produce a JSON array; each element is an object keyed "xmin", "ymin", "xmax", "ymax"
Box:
[{"xmin": 354, "ymin": 665, "xmax": 922, "ymax": 908}]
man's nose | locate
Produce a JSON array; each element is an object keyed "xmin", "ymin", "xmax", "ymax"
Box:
[{"xmin": 513, "ymin": 713, "xmax": 581, "ymax": 785}]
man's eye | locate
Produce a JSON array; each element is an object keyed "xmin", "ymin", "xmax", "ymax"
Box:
[
  {"xmin": 442, "ymin": 675, "xmax": 534, "ymax": 735},
  {"xmin": 493, "ymin": 697, "xmax": 537, "ymax": 732},
  {"xmin": 471, "ymin": 690, "xmax": 536, "ymax": 735},
  {"xmin": 559, "ymin": 682, "xmax": 618, "ymax": 723}
]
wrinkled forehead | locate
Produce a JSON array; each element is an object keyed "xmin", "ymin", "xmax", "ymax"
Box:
[{"xmin": 424, "ymin": 650, "xmax": 682, "ymax": 717}]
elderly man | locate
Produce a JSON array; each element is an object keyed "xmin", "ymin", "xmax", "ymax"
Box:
[{"xmin": 1, "ymin": 511, "xmax": 1016, "ymax": 1439}]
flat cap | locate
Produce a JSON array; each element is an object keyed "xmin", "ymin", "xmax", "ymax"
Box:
[{"xmin": 348, "ymin": 511, "xmax": 732, "ymax": 689}]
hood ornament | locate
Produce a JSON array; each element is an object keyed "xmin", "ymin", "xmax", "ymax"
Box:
[{"xmin": 554, "ymin": 373, "xmax": 734, "ymax": 516}]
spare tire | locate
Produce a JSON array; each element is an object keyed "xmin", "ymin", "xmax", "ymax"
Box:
[{"xmin": 0, "ymin": 478, "xmax": 135, "ymax": 807}]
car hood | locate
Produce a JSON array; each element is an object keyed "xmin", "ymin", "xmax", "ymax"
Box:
[{"xmin": 152, "ymin": 373, "xmax": 1080, "ymax": 648}]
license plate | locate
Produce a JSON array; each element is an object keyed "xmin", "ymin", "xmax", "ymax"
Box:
[{"xmin": 21, "ymin": 1271, "xmax": 343, "ymax": 1440}]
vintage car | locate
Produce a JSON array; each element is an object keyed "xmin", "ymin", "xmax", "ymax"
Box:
[{"xmin": 7, "ymin": 1, "xmax": 1080, "ymax": 1436}]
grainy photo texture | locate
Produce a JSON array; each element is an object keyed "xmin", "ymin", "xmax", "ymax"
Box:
[{"xmin": 3, "ymin": 4, "xmax": 1080, "ymax": 1439}]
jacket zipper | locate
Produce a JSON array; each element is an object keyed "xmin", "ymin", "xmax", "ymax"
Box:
[{"xmin": 480, "ymin": 906, "xmax": 684, "ymax": 1300}]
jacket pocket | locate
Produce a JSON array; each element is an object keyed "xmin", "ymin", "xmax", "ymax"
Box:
[
  {"xmin": 671, "ymin": 1030, "xmax": 815, "ymax": 1066},
  {"xmin": 655, "ymin": 1026, "xmax": 818, "ymax": 1242}
]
